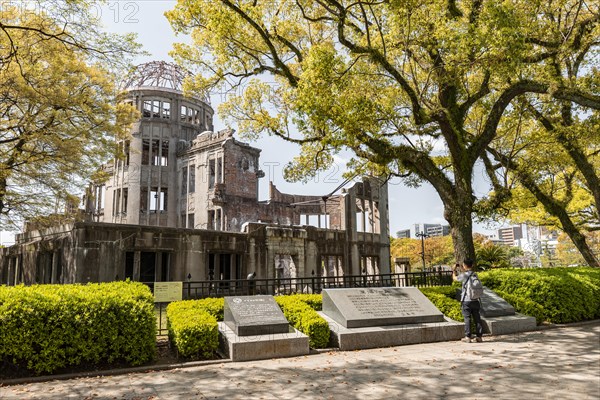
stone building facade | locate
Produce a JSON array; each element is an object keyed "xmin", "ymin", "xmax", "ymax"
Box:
[{"xmin": 0, "ymin": 62, "xmax": 390, "ymax": 287}]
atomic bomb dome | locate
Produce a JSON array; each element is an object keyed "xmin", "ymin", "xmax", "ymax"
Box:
[{"xmin": 122, "ymin": 60, "xmax": 191, "ymax": 92}]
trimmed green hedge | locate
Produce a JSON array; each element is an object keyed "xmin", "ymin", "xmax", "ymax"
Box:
[
  {"xmin": 193, "ymin": 297, "xmax": 225, "ymax": 321},
  {"xmin": 284, "ymin": 294, "xmax": 323, "ymax": 311},
  {"xmin": 479, "ymin": 267, "xmax": 600, "ymax": 324},
  {"xmin": 0, "ymin": 282, "xmax": 156, "ymax": 375},
  {"xmin": 420, "ymin": 268, "xmax": 600, "ymax": 325},
  {"xmin": 420, "ymin": 285, "xmax": 463, "ymax": 322},
  {"xmin": 166, "ymin": 300, "xmax": 218, "ymax": 359},
  {"xmin": 275, "ymin": 295, "xmax": 330, "ymax": 348}
]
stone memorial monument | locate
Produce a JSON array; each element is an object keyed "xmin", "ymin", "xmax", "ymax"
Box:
[
  {"xmin": 323, "ymin": 287, "xmax": 445, "ymax": 328},
  {"xmin": 479, "ymin": 288, "xmax": 536, "ymax": 335},
  {"xmin": 320, "ymin": 287, "xmax": 463, "ymax": 351},
  {"xmin": 219, "ymin": 295, "xmax": 309, "ymax": 361},
  {"xmin": 224, "ymin": 295, "xmax": 290, "ymax": 336}
]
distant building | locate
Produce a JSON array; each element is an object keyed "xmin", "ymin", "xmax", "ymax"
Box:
[
  {"xmin": 498, "ymin": 226, "xmax": 523, "ymax": 246},
  {"xmin": 396, "ymin": 229, "xmax": 411, "ymax": 239},
  {"xmin": 414, "ymin": 223, "xmax": 450, "ymax": 238}
]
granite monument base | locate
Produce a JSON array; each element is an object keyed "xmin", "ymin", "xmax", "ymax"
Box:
[
  {"xmin": 320, "ymin": 313, "xmax": 464, "ymax": 351},
  {"xmin": 481, "ymin": 313, "xmax": 537, "ymax": 335},
  {"xmin": 218, "ymin": 322, "xmax": 310, "ymax": 362},
  {"xmin": 223, "ymin": 295, "xmax": 290, "ymax": 336}
]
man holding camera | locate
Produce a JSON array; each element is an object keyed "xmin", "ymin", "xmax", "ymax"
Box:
[{"xmin": 452, "ymin": 259, "xmax": 483, "ymax": 343}]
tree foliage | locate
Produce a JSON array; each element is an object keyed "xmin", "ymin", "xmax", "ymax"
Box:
[
  {"xmin": 480, "ymin": 41, "xmax": 600, "ymax": 267},
  {"xmin": 167, "ymin": 0, "xmax": 600, "ymax": 262},
  {"xmin": 390, "ymin": 235, "xmax": 455, "ymax": 270},
  {"xmin": 0, "ymin": 2, "xmax": 140, "ymax": 228}
]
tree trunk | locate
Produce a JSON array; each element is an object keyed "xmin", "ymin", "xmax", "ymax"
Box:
[{"xmin": 444, "ymin": 200, "xmax": 476, "ymax": 266}]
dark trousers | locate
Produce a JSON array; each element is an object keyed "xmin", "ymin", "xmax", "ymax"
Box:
[{"xmin": 461, "ymin": 300, "xmax": 483, "ymax": 338}]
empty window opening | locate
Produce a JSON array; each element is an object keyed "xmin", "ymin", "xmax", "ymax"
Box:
[
  {"xmin": 140, "ymin": 187, "xmax": 148, "ymax": 212},
  {"xmin": 94, "ymin": 185, "xmax": 105, "ymax": 211},
  {"xmin": 123, "ymin": 141, "xmax": 130, "ymax": 166},
  {"xmin": 181, "ymin": 166, "xmax": 188, "ymax": 195},
  {"xmin": 152, "ymin": 100, "xmax": 160, "ymax": 118},
  {"xmin": 182, "ymin": 164, "xmax": 196, "ymax": 195},
  {"xmin": 150, "ymin": 188, "xmax": 167, "ymax": 212},
  {"xmin": 142, "ymin": 140, "xmax": 150, "ymax": 165},
  {"xmin": 140, "ymin": 252, "xmax": 156, "ymax": 282},
  {"xmin": 159, "ymin": 253, "xmax": 170, "ymax": 282},
  {"xmin": 275, "ymin": 255, "xmax": 297, "ymax": 280},
  {"xmin": 113, "ymin": 188, "xmax": 128, "ymax": 216},
  {"xmin": 122, "ymin": 188, "xmax": 128, "ymax": 214},
  {"xmin": 356, "ymin": 211, "xmax": 367, "ymax": 232},
  {"xmin": 209, "ymin": 159, "xmax": 216, "ymax": 188},
  {"xmin": 208, "ymin": 253, "xmax": 242, "ymax": 285},
  {"xmin": 143, "ymin": 100, "xmax": 152, "ymax": 117},
  {"xmin": 181, "ymin": 105, "xmax": 187, "ymax": 122},
  {"xmin": 321, "ymin": 255, "xmax": 343, "ymax": 278},
  {"xmin": 162, "ymin": 102, "xmax": 171, "ymax": 119},
  {"xmin": 208, "ymin": 210, "xmax": 214, "ymax": 230},
  {"xmin": 361, "ymin": 256, "xmax": 380, "ymax": 275},
  {"xmin": 125, "ymin": 252, "xmax": 135, "ymax": 280},
  {"xmin": 216, "ymin": 157, "xmax": 223, "ymax": 184},
  {"xmin": 189, "ymin": 165, "xmax": 195, "ymax": 192},
  {"xmin": 208, "ymin": 209, "xmax": 222, "ymax": 230},
  {"xmin": 113, "ymin": 189, "xmax": 121, "ymax": 217},
  {"xmin": 151, "ymin": 140, "xmax": 159, "ymax": 165}
]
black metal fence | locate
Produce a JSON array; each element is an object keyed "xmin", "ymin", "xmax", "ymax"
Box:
[{"xmin": 148, "ymin": 270, "xmax": 453, "ymax": 300}]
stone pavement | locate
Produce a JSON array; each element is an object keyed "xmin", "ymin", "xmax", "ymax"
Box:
[{"xmin": 1, "ymin": 322, "xmax": 599, "ymax": 400}]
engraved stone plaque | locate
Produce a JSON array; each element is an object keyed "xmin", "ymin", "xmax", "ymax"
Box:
[
  {"xmin": 322, "ymin": 287, "xmax": 445, "ymax": 328},
  {"xmin": 224, "ymin": 295, "xmax": 290, "ymax": 336},
  {"xmin": 480, "ymin": 287, "xmax": 516, "ymax": 317}
]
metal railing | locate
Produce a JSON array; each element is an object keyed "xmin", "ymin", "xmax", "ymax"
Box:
[{"xmin": 177, "ymin": 270, "xmax": 452, "ymax": 299}]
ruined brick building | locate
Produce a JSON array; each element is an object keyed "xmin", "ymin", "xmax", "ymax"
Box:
[{"xmin": 0, "ymin": 62, "xmax": 390, "ymax": 286}]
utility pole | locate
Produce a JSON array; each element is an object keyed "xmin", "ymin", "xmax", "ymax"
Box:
[{"xmin": 416, "ymin": 231, "xmax": 430, "ymax": 271}]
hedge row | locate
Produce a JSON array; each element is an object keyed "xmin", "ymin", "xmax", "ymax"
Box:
[
  {"xmin": 479, "ymin": 267, "xmax": 600, "ymax": 324},
  {"xmin": 275, "ymin": 295, "xmax": 330, "ymax": 348},
  {"xmin": 283, "ymin": 293, "xmax": 323, "ymax": 311},
  {"xmin": 420, "ymin": 267, "xmax": 600, "ymax": 325},
  {"xmin": 166, "ymin": 300, "xmax": 219, "ymax": 359},
  {"xmin": 0, "ymin": 282, "xmax": 156, "ymax": 375},
  {"xmin": 419, "ymin": 285, "xmax": 463, "ymax": 322}
]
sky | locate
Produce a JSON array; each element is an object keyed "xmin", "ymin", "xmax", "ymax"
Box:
[{"xmin": 0, "ymin": 1, "xmax": 501, "ymax": 245}]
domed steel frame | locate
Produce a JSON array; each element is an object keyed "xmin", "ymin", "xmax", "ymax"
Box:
[{"xmin": 122, "ymin": 61, "xmax": 191, "ymax": 92}]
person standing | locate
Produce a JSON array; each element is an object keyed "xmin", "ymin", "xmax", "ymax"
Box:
[{"xmin": 453, "ymin": 259, "xmax": 483, "ymax": 343}]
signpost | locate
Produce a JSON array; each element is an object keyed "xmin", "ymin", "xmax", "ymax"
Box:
[{"xmin": 154, "ymin": 281, "xmax": 183, "ymax": 303}]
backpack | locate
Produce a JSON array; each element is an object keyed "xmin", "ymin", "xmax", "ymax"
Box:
[{"xmin": 463, "ymin": 272, "xmax": 484, "ymax": 300}]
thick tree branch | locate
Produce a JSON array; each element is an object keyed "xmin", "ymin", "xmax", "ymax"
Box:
[{"xmin": 220, "ymin": 0, "xmax": 299, "ymax": 87}]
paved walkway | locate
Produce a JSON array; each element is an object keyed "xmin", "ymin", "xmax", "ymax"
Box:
[{"xmin": 1, "ymin": 322, "xmax": 599, "ymax": 400}]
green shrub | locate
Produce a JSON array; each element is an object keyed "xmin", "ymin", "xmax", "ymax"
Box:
[
  {"xmin": 0, "ymin": 282, "xmax": 156, "ymax": 375},
  {"xmin": 193, "ymin": 297, "xmax": 225, "ymax": 321},
  {"xmin": 420, "ymin": 285, "xmax": 463, "ymax": 322},
  {"xmin": 480, "ymin": 267, "xmax": 600, "ymax": 324},
  {"xmin": 275, "ymin": 296, "xmax": 330, "ymax": 348},
  {"xmin": 492, "ymin": 289, "xmax": 546, "ymax": 324},
  {"xmin": 166, "ymin": 301, "xmax": 218, "ymax": 359},
  {"xmin": 284, "ymin": 293, "xmax": 323, "ymax": 311}
]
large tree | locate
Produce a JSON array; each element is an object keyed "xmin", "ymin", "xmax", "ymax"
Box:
[
  {"xmin": 167, "ymin": 0, "xmax": 600, "ymax": 262},
  {"xmin": 480, "ymin": 4, "xmax": 600, "ymax": 267},
  {"xmin": 0, "ymin": 2, "xmax": 140, "ymax": 228}
]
